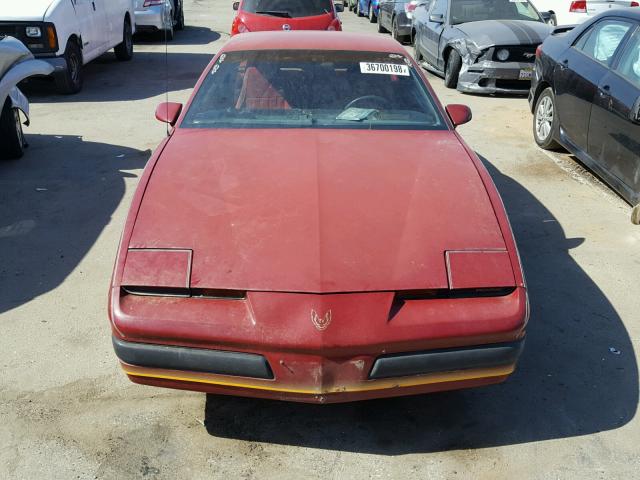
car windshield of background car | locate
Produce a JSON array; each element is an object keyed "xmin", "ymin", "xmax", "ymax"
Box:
[
  {"xmin": 241, "ymin": 0, "xmax": 334, "ymax": 18},
  {"xmin": 451, "ymin": 0, "xmax": 542, "ymax": 24}
]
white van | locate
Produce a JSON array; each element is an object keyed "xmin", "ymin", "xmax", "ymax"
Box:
[
  {"xmin": 0, "ymin": 0, "xmax": 136, "ymax": 94},
  {"xmin": 531, "ymin": 0, "xmax": 638, "ymax": 26}
]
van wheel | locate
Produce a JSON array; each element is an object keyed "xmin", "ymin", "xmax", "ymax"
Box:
[
  {"xmin": 115, "ymin": 17, "xmax": 134, "ymax": 61},
  {"xmin": 0, "ymin": 100, "xmax": 25, "ymax": 160},
  {"xmin": 175, "ymin": 1, "xmax": 185, "ymax": 30},
  {"xmin": 444, "ymin": 49, "xmax": 462, "ymax": 89},
  {"xmin": 55, "ymin": 41, "xmax": 83, "ymax": 94}
]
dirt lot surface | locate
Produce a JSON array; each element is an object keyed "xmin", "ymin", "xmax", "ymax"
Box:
[{"xmin": 1, "ymin": 1, "xmax": 639, "ymax": 478}]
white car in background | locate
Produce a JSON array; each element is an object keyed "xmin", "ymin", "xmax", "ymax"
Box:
[
  {"xmin": 134, "ymin": 0, "xmax": 185, "ymax": 40},
  {"xmin": 531, "ymin": 0, "xmax": 638, "ymax": 26},
  {"xmin": 0, "ymin": 0, "xmax": 136, "ymax": 94}
]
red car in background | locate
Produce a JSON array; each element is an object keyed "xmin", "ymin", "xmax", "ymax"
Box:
[
  {"xmin": 109, "ymin": 32, "xmax": 528, "ymax": 404},
  {"xmin": 231, "ymin": 0, "xmax": 343, "ymax": 35}
]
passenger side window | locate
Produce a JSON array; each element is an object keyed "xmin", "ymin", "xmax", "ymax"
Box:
[
  {"xmin": 614, "ymin": 28, "xmax": 640, "ymax": 88},
  {"xmin": 574, "ymin": 20, "xmax": 633, "ymax": 66}
]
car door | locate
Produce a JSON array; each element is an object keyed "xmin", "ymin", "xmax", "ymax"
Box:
[
  {"xmin": 587, "ymin": 24, "xmax": 640, "ymax": 203},
  {"xmin": 423, "ymin": 0, "xmax": 448, "ymax": 67},
  {"xmin": 72, "ymin": 0, "xmax": 106, "ymax": 61},
  {"xmin": 554, "ymin": 18, "xmax": 633, "ymax": 151}
]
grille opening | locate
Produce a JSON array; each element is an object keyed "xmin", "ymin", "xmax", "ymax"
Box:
[
  {"xmin": 122, "ymin": 286, "xmax": 246, "ymax": 299},
  {"xmin": 389, "ymin": 287, "xmax": 516, "ymax": 320}
]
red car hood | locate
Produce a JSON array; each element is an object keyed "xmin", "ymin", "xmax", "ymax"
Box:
[
  {"xmin": 239, "ymin": 11, "xmax": 333, "ymax": 31},
  {"xmin": 128, "ymin": 129, "xmax": 507, "ymax": 293}
]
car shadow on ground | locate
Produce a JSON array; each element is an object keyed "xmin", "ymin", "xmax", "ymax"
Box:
[
  {"xmin": 203, "ymin": 156, "xmax": 638, "ymax": 454},
  {"xmin": 0, "ymin": 135, "xmax": 149, "ymax": 314},
  {"xmin": 21, "ymin": 50, "xmax": 215, "ymax": 103},
  {"xmin": 134, "ymin": 25, "xmax": 223, "ymax": 46}
]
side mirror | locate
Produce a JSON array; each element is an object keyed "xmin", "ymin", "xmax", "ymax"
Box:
[
  {"xmin": 233, "ymin": 2, "xmax": 240, "ymax": 11},
  {"xmin": 540, "ymin": 11, "xmax": 555, "ymax": 25},
  {"xmin": 155, "ymin": 102, "xmax": 183, "ymax": 126},
  {"xmin": 429, "ymin": 13, "xmax": 444, "ymax": 23},
  {"xmin": 335, "ymin": 2, "xmax": 344, "ymax": 12},
  {"xmin": 446, "ymin": 104, "xmax": 472, "ymax": 127}
]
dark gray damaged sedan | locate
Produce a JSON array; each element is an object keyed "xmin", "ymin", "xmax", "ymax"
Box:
[{"xmin": 413, "ymin": 0, "xmax": 552, "ymax": 94}]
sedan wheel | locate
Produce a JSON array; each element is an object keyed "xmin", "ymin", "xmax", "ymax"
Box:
[
  {"xmin": 533, "ymin": 87, "xmax": 561, "ymax": 150},
  {"xmin": 369, "ymin": 4, "xmax": 377, "ymax": 23}
]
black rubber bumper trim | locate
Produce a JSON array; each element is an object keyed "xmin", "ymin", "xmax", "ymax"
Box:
[
  {"xmin": 112, "ymin": 336, "xmax": 274, "ymax": 380},
  {"xmin": 369, "ymin": 340, "xmax": 524, "ymax": 379}
]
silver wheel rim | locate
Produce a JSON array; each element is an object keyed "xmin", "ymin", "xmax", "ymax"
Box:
[
  {"xmin": 535, "ymin": 96, "xmax": 554, "ymax": 141},
  {"xmin": 369, "ymin": 5, "xmax": 373, "ymax": 19}
]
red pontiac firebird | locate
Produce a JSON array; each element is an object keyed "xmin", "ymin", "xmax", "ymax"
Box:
[{"xmin": 109, "ymin": 31, "xmax": 529, "ymax": 404}]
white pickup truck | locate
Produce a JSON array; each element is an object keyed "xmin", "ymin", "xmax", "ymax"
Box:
[{"xmin": 0, "ymin": 0, "xmax": 136, "ymax": 94}]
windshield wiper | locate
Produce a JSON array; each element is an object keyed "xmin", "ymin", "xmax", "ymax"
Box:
[{"xmin": 255, "ymin": 10, "xmax": 292, "ymax": 18}]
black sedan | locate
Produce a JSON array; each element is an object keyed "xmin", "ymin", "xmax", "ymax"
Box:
[
  {"xmin": 529, "ymin": 9, "xmax": 640, "ymax": 219},
  {"xmin": 377, "ymin": 0, "xmax": 425, "ymax": 43}
]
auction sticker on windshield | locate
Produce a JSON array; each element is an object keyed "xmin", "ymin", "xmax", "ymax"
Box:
[{"xmin": 360, "ymin": 62, "xmax": 410, "ymax": 76}]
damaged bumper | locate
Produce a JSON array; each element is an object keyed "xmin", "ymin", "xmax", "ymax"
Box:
[{"xmin": 458, "ymin": 60, "xmax": 534, "ymax": 95}]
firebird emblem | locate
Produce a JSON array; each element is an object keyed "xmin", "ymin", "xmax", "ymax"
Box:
[{"xmin": 311, "ymin": 309, "xmax": 332, "ymax": 331}]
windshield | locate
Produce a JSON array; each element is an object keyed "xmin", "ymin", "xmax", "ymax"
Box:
[
  {"xmin": 181, "ymin": 50, "xmax": 446, "ymax": 130},
  {"xmin": 450, "ymin": 0, "xmax": 542, "ymax": 24},
  {"xmin": 241, "ymin": 0, "xmax": 333, "ymax": 17}
]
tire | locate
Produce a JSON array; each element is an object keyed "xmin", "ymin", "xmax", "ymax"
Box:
[
  {"xmin": 175, "ymin": 1, "xmax": 185, "ymax": 30},
  {"xmin": 0, "ymin": 100, "xmax": 25, "ymax": 160},
  {"xmin": 392, "ymin": 17, "xmax": 405, "ymax": 43},
  {"xmin": 369, "ymin": 4, "xmax": 377, "ymax": 23},
  {"xmin": 378, "ymin": 16, "xmax": 387, "ymax": 33},
  {"xmin": 163, "ymin": 12, "xmax": 175, "ymax": 42},
  {"xmin": 55, "ymin": 40, "xmax": 83, "ymax": 94},
  {"xmin": 444, "ymin": 49, "xmax": 462, "ymax": 89},
  {"xmin": 114, "ymin": 17, "xmax": 134, "ymax": 61},
  {"xmin": 414, "ymin": 34, "xmax": 423, "ymax": 63},
  {"xmin": 533, "ymin": 87, "xmax": 562, "ymax": 150}
]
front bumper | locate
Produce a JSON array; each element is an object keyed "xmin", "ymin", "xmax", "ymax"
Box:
[
  {"xmin": 115, "ymin": 337, "xmax": 524, "ymax": 403},
  {"xmin": 458, "ymin": 60, "xmax": 534, "ymax": 95}
]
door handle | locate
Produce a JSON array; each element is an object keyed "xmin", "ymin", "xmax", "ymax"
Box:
[
  {"xmin": 92, "ymin": 1, "xmax": 96, "ymax": 10},
  {"xmin": 559, "ymin": 59, "xmax": 568, "ymax": 70}
]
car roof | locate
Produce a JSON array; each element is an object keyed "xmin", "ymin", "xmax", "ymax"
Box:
[
  {"xmin": 596, "ymin": 8, "xmax": 640, "ymax": 21},
  {"xmin": 222, "ymin": 31, "xmax": 408, "ymax": 55}
]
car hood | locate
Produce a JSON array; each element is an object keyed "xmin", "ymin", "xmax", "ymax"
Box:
[
  {"xmin": 128, "ymin": 129, "xmax": 508, "ymax": 293},
  {"xmin": 454, "ymin": 20, "xmax": 551, "ymax": 47},
  {"xmin": 0, "ymin": 0, "xmax": 57, "ymax": 21}
]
